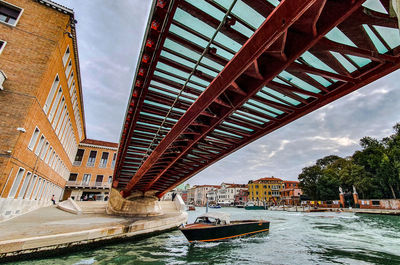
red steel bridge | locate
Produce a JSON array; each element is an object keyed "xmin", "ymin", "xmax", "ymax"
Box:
[{"xmin": 113, "ymin": 0, "xmax": 400, "ymax": 198}]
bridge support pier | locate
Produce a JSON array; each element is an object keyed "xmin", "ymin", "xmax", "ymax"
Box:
[{"xmin": 106, "ymin": 188, "xmax": 164, "ymax": 217}]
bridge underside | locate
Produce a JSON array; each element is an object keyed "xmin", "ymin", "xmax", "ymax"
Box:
[{"xmin": 114, "ymin": 0, "xmax": 400, "ymax": 198}]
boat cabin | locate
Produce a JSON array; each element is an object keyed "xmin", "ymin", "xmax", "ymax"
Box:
[{"xmin": 194, "ymin": 212, "xmax": 230, "ymax": 225}]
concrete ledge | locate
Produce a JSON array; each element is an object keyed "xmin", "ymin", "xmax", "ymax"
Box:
[
  {"xmin": 0, "ymin": 211, "xmax": 188, "ymax": 260},
  {"xmin": 57, "ymin": 198, "xmax": 82, "ymax": 215}
]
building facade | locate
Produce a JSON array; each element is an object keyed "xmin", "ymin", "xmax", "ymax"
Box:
[
  {"xmin": 206, "ymin": 188, "xmax": 218, "ymax": 205},
  {"xmin": 234, "ymin": 189, "xmax": 249, "ymax": 206},
  {"xmin": 217, "ymin": 183, "xmax": 246, "ymax": 206},
  {"xmin": 280, "ymin": 181, "xmax": 302, "ymax": 205},
  {"xmin": 0, "ymin": 0, "xmax": 85, "ymax": 220},
  {"xmin": 186, "ymin": 185, "xmax": 220, "ymax": 206},
  {"xmin": 248, "ymin": 177, "xmax": 284, "ymax": 205},
  {"xmin": 63, "ymin": 139, "xmax": 118, "ymax": 201}
]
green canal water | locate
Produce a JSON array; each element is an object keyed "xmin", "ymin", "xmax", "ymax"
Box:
[{"xmin": 12, "ymin": 207, "xmax": 400, "ymax": 265}]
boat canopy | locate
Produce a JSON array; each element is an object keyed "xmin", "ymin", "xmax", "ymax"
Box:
[{"xmin": 198, "ymin": 212, "xmax": 230, "ymax": 224}]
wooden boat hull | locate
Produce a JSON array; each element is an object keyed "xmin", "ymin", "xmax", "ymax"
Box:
[{"xmin": 180, "ymin": 220, "xmax": 269, "ymax": 242}]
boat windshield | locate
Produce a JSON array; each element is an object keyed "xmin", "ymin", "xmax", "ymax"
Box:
[{"xmin": 194, "ymin": 216, "xmax": 217, "ymax": 224}]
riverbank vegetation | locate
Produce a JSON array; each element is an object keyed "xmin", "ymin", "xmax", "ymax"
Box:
[{"xmin": 298, "ymin": 123, "xmax": 400, "ymax": 200}]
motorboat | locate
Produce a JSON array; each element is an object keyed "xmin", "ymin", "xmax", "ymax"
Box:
[
  {"xmin": 187, "ymin": 205, "xmax": 196, "ymax": 211},
  {"xmin": 209, "ymin": 204, "xmax": 221, "ymax": 209},
  {"xmin": 179, "ymin": 212, "xmax": 269, "ymax": 243},
  {"xmin": 244, "ymin": 201, "xmax": 267, "ymax": 210}
]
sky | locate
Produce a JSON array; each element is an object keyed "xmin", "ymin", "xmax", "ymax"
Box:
[{"xmin": 58, "ymin": 0, "xmax": 400, "ymax": 185}]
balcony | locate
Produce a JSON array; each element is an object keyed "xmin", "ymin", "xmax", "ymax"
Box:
[
  {"xmin": 73, "ymin": 161, "xmax": 82, "ymax": 166},
  {"xmin": 66, "ymin": 180, "xmax": 111, "ymax": 189}
]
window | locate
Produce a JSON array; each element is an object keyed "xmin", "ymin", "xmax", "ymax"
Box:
[
  {"xmin": 62, "ymin": 46, "xmax": 70, "ymax": 66},
  {"xmin": 52, "ymin": 97, "xmax": 65, "ymax": 128},
  {"xmin": 45, "ymin": 146, "xmax": 53, "ymax": 164},
  {"xmin": 0, "ymin": 40, "xmax": 5, "ymax": 54},
  {"xmin": 43, "ymin": 75, "xmax": 59, "ymax": 114},
  {"xmin": 25, "ymin": 175, "xmax": 37, "ymax": 199},
  {"xmin": 99, "ymin": 152, "xmax": 109, "ymax": 168},
  {"xmin": 40, "ymin": 141, "xmax": 49, "ymax": 160},
  {"xmin": 73, "ymin": 149, "xmax": 84, "ymax": 166},
  {"xmin": 87, "ymin": 150, "xmax": 97, "ymax": 167},
  {"xmin": 68, "ymin": 173, "xmax": 77, "ymax": 181},
  {"xmin": 111, "ymin": 153, "xmax": 116, "ymax": 168},
  {"xmin": 34, "ymin": 134, "xmax": 45, "ymax": 156},
  {"xmin": 83, "ymin": 174, "xmax": 91, "ymax": 184},
  {"xmin": 65, "ymin": 59, "xmax": 72, "ymax": 77},
  {"xmin": 68, "ymin": 71, "xmax": 74, "ymax": 88},
  {"xmin": 96, "ymin": 175, "xmax": 103, "ymax": 185},
  {"xmin": 48, "ymin": 87, "xmax": 62, "ymax": 121},
  {"xmin": 28, "ymin": 127, "xmax": 40, "ymax": 150},
  {"xmin": 38, "ymin": 181, "xmax": 47, "ymax": 200},
  {"xmin": 51, "ymin": 153, "xmax": 57, "ymax": 169},
  {"xmin": 0, "ymin": 1, "xmax": 23, "ymax": 26},
  {"xmin": 55, "ymin": 106, "xmax": 67, "ymax": 135},
  {"xmin": 108, "ymin": 176, "xmax": 112, "ymax": 184},
  {"xmin": 8, "ymin": 167, "xmax": 25, "ymax": 198}
]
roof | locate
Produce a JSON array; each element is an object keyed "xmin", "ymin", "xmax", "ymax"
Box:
[
  {"xmin": 198, "ymin": 212, "xmax": 230, "ymax": 223},
  {"xmin": 34, "ymin": 0, "xmax": 73, "ymax": 14},
  {"xmin": 226, "ymin": 184, "xmax": 246, "ymax": 188},
  {"xmin": 80, "ymin": 139, "xmax": 118, "ymax": 148},
  {"xmin": 284, "ymin": 181, "xmax": 299, "ymax": 184},
  {"xmin": 253, "ymin": 177, "xmax": 283, "ymax": 183}
]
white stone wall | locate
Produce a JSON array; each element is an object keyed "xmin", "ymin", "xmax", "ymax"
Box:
[{"xmin": 0, "ymin": 198, "xmax": 52, "ymax": 221}]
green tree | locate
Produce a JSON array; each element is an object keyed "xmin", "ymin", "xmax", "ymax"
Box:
[{"xmin": 298, "ymin": 165, "xmax": 322, "ymax": 200}]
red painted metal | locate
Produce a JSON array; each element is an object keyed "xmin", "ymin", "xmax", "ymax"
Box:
[
  {"xmin": 115, "ymin": 0, "xmax": 400, "ymax": 198},
  {"xmin": 123, "ymin": 0, "xmax": 321, "ymax": 194}
]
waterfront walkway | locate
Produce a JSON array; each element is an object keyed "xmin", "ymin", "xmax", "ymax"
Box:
[{"xmin": 0, "ymin": 203, "xmax": 187, "ymax": 260}]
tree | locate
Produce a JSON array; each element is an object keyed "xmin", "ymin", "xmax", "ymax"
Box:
[{"xmin": 298, "ymin": 165, "xmax": 322, "ymax": 200}]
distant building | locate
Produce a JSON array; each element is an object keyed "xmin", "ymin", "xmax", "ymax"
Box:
[
  {"xmin": 234, "ymin": 189, "xmax": 249, "ymax": 206},
  {"xmin": 161, "ymin": 183, "xmax": 190, "ymax": 202},
  {"xmin": 217, "ymin": 183, "xmax": 246, "ymax": 206},
  {"xmin": 281, "ymin": 181, "xmax": 302, "ymax": 205},
  {"xmin": 63, "ymin": 139, "xmax": 118, "ymax": 201},
  {"xmin": 206, "ymin": 188, "xmax": 218, "ymax": 205},
  {"xmin": 248, "ymin": 177, "xmax": 284, "ymax": 205},
  {"xmin": 187, "ymin": 185, "xmax": 220, "ymax": 206}
]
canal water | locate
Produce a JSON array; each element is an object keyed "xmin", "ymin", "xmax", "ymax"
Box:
[{"xmin": 12, "ymin": 207, "xmax": 400, "ymax": 265}]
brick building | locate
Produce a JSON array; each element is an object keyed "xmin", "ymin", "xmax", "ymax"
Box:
[
  {"xmin": 63, "ymin": 139, "xmax": 118, "ymax": 201},
  {"xmin": 0, "ymin": 0, "xmax": 85, "ymax": 220}
]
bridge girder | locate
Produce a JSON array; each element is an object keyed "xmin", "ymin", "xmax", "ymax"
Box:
[{"xmin": 114, "ymin": 0, "xmax": 400, "ymax": 197}]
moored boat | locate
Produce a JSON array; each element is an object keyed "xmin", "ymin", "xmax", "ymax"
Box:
[
  {"xmin": 180, "ymin": 212, "xmax": 270, "ymax": 243},
  {"xmin": 244, "ymin": 201, "xmax": 267, "ymax": 210},
  {"xmin": 209, "ymin": 204, "xmax": 221, "ymax": 209},
  {"xmin": 187, "ymin": 205, "xmax": 196, "ymax": 211}
]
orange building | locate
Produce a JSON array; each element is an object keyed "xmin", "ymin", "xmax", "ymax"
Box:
[
  {"xmin": 0, "ymin": 0, "xmax": 85, "ymax": 220},
  {"xmin": 281, "ymin": 181, "xmax": 302, "ymax": 205},
  {"xmin": 63, "ymin": 139, "xmax": 118, "ymax": 201}
]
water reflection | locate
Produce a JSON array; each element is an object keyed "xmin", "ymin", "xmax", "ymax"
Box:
[{"xmin": 9, "ymin": 208, "xmax": 400, "ymax": 265}]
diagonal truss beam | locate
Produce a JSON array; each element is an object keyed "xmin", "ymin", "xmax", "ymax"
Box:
[{"xmin": 122, "ymin": 0, "xmax": 327, "ymax": 196}]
